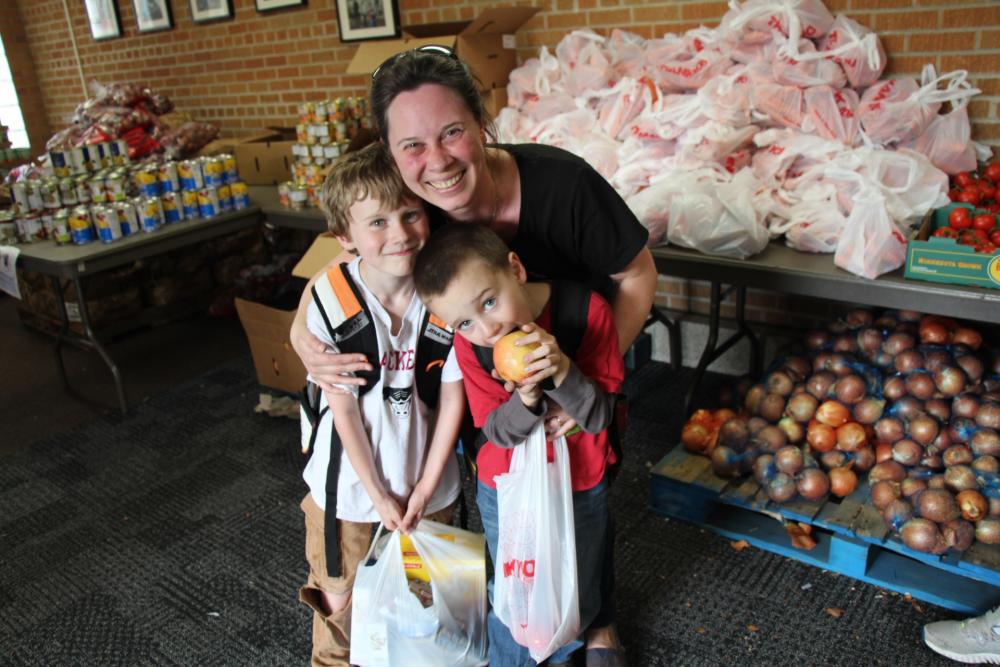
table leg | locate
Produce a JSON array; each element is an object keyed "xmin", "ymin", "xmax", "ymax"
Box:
[
  {"xmin": 684, "ymin": 283, "xmax": 760, "ymax": 414},
  {"xmin": 647, "ymin": 306, "xmax": 681, "ymax": 371},
  {"xmin": 51, "ymin": 275, "xmax": 71, "ymax": 389}
]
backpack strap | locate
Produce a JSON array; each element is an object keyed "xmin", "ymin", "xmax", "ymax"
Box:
[{"xmin": 414, "ymin": 312, "xmax": 453, "ymax": 411}]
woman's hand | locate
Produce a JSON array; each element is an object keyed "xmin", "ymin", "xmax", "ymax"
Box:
[
  {"xmin": 544, "ymin": 403, "xmax": 578, "ymax": 438},
  {"xmin": 290, "ymin": 317, "xmax": 372, "ymax": 393}
]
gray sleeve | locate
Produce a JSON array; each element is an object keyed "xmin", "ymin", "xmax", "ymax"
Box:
[
  {"xmin": 483, "ymin": 394, "xmax": 546, "ymax": 449},
  {"xmin": 546, "ymin": 363, "xmax": 615, "ymax": 434}
]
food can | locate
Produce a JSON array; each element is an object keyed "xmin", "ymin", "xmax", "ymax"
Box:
[
  {"xmin": 158, "ymin": 161, "xmax": 180, "ymax": 193},
  {"xmin": 94, "ymin": 205, "xmax": 122, "ymax": 243},
  {"xmin": 49, "ymin": 150, "xmax": 70, "ymax": 178},
  {"xmin": 89, "ymin": 174, "xmax": 108, "ymax": 204},
  {"xmin": 323, "ymin": 143, "xmax": 342, "ymax": 161},
  {"xmin": 230, "ymin": 181, "xmax": 250, "ymax": 210},
  {"xmin": 202, "ymin": 157, "xmax": 225, "ymax": 188},
  {"xmin": 139, "ymin": 197, "xmax": 163, "ymax": 232},
  {"xmin": 106, "ymin": 172, "xmax": 127, "ymax": 202},
  {"xmin": 59, "ymin": 177, "xmax": 78, "ymax": 206},
  {"xmin": 289, "ymin": 184, "xmax": 309, "ymax": 211},
  {"xmin": 52, "ymin": 208, "xmax": 72, "ymax": 244},
  {"xmin": 40, "ymin": 179, "xmax": 61, "ymax": 209},
  {"xmin": 26, "ymin": 182, "xmax": 44, "ymax": 212},
  {"xmin": 11, "ymin": 182, "xmax": 30, "ymax": 214},
  {"xmin": 109, "ymin": 139, "xmax": 130, "ymax": 166},
  {"xmin": 216, "ymin": 184, "xmax": 233, "ymax": 212},
  {"xmin": 197, "ymin": 187, "xmax": 220, "ymax": 218},
  {"xmin": 16, "ymin": 214, "xmax": 43, "ymax": 244},
  {"xmin": 181, "ymin": 190, "xmax": 201, "ymax": 219},
  {"xmin": 299, "ymin": 102, "xmax": 314, "ymax": 125},
  {"xmin": 75, "ymin": 176, "xmax": 92, "ymax": 204},
  {"xmin": 304, "ymin": 162, "xmax": 323, "ymax": 187},
  {"xmin": 100, "ymin": 142, "xmax": 115, "ymax": 169},
  {"xmin": 0, "ymin": 210, "xmax": 16, "ymax": 244},
  {"xmin": 178, "ymin": 159, "xmax": 204, "ymax": 191},
  {"xmin": 315, "ymin": 100, "xmax": 328, "ymax": 122},
  {"xmin": 69, "ymin": 206, "xmax": 95, "ymax": 245},
  {"xmin": 68, "ymin": 146, "xmax": 87, "ymax": 175},
  {"xmin": 80, "ymin": 145, "xmax": 96, "ymax": 172},
  {"xmin": 115, "ymin": 201, "xmax": 138, "ymax": 236},
  {"xmin": 40, "ymin": 211, "xmax": 55, "ymax": 240},
  {"xmin": 161, "ymin": 191, "xmax": 182, "ymax": 223},
  {"xmin": 278, "ymin": 181, "xmax": 292, "ymax": 207},
  {"xmin": 296, "ymin": 124, "xmax": 310, "ymax": 144},
  {"xmin": 221, "ymin": 153, "xmax": 238, "ymax": 184},
  {"xmin": 310, "ymin": 142, "xmax": 325, "ymax": 158},
  {"xmin": 135, "ymin": 164, "xmax": 160, "ymax": 196}
]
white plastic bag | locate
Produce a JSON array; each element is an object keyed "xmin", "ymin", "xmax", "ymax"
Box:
[
  {"xmin": 494, "ymin": 425, "xmax": 579, "ymax": 664},
  {"xmin": 816, "ymin": 14, "xmax": 886, "ymax": 88},
  {"xmin": 907, "ymin": 104, "xmax": 977, "ymax": 175},
  {"xmin": 833, "ymin": 185, "xmax": 908, "ymax": 279},
  {"xmin": 351, "ymin": 522, "xmax": 488, "ymax": 667}
]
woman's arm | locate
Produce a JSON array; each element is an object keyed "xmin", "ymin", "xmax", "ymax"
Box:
[
  {"xmin": 609, "ymin": 247, "xmax": 657, "ymax": 354},
  {"xmin": 290, "ymin": 255, "xmax": 374, "ymax": 393}
]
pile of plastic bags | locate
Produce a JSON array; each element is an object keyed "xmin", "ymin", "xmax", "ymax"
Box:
[
  {"xmin": 497, "ymin": 0, "xmax": 992, "ymax": 278},
  {"xmin": 45, "ymin": 80, "xmax": 218, "ymax": 162}
]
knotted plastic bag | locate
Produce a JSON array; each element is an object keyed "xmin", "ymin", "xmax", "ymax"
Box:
[
  {"xmin": 494, "ymin": 425, "xmax": 579, "ymax": 664},
  {"xmin": 833, "ymin": 185, "xmax": 908, "ymax": 279}
]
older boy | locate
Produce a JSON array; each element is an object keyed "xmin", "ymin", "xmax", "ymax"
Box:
[
  {"xmin": 414, "ymin": 223, "xmax": 626, "ymax": 667},
  {"xmin": 298, "ymin": 143, "xmax": 464, "ymax": 667}
]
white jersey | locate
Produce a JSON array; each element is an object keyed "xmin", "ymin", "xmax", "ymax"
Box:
[{"xmin": 302, "ymin": 257, "xmax": 462, "ymax": 521}]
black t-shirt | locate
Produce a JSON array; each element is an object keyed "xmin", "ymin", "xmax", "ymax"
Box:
[{"xmin": 428, "ymin": 143, "xmax": 648, "ymax": 300}]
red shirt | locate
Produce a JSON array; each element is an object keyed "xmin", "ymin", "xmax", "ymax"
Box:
[{"xmin": 456, "ymin": 292, "xmax": 624, "ymax": 491}]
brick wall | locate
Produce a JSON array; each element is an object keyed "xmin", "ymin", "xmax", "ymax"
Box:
[
  {"xmin": 1, "ymin": 5, "xmax": 50, "ymax": 153},
  {"xmin": 7, "ymin": 0, "xmax": 1000, "ymax": 332}
]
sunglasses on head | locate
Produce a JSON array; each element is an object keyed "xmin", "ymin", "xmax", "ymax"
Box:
[{"xmin": 371, "ymin": 44, "xmax": 458, "ymax": 81}]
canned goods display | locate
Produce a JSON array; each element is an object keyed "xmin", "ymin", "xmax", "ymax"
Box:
[
  {"xmin": 181, "ymin": 190, "xmax": 201, "ymax": 219},
  {"xmin": 106, "ymin": 173, "xmax": 127, "ymax": 202},
  {"xmin": 50, "ymin": 150, "xmax": 70, "ymax": 178},
  {"xmin": 230, "ymin": 181, "xmax": 250, "ymax": 210},
  {"xmin": 115, "ymin": 201, "xmax": 138, "ymax": 236},
  {"xmin": 109, "ymin": 139, "xmax": 130, "ymax": 166},
  {"xmin": 161, "ymin": 191, "xmax": 182, "ymax": 223},
  {"xmin": 178, "ymin": 159, "xmax": 204, "ymax": 191},
  {"xmin": 139, "ymin": 197, "xmax": 163, "ymax": 232},
  {"xmin": 159, "ymin": 161, "xmax": 180, "ymax": 193},
  {"xmin": 12, "ymin": 182, "xmax": 30, "ymax": 215},
  {"xmin": 40, "ymin": 212, "xmax": 55, "ymax": 240},
  {"xmin": 75, "ymin": 176, "xmax": 93, "ymax": 205},
  {"xmin": 53, "ymin": 208, "xmax": 72, "ymax": 244},
  {"xmin": 26, "ymin": 183, "xmax": 44, "ymax": 212},
  {"xmin": 0, "ymin": 210, "xmax": 16, "ymax": 245},
  {"xmin": 68, "ymin": 146, "xmax": 87, "ymax": 175},
  {"xmin": 197, "ymin": 187, "xmax": 220, "ymax": 218},
  {"xmin": 289, "ymin": 185, "xmax": 309, "ymax": 211},
  {"xmin": 94, "ymin": 205, "xmax": 122, "ymax": 243},
  {"xmin": 89, "ymin": 175, "xmax": 108, "ymax": 204},
  {"xmin": 59, "ymin": 178, "xmax": 78, "ymax": 206},
  {"xmin": 278, "ymin": 182, "xmax": 292, "ymax": 207},
  {"xmin": 136, "ymin": 165, "xmax": 160, "ymax": 196},
  {"xmin": 216, "ymin": 184, "xmax": 232, "ymax": 212},
  {"xmin": 17, "ymin": 215, "xmax": 44, "ymax": 244},
  {"xmin": 69, "ymin": 206, "xmax": 95, "ymax": 245},
  {"xmin": 221, "ymin": 154, "xmax": 238, "ymax": 184},
  {"xmin": 202, "ymin": 157, "xmax": 225, "ymax": 188},
  {"xmin": 38, "ymin": 179, "xmax": 60, "ymax": 209}
]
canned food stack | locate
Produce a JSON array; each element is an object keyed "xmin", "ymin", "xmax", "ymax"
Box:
[
  {"xmin": 1, "ymin": 153, "xmax": 250, "ymax": 247},
  {"xmin": 280, "ymin": 97, "xmax": 371, "ymax": 210}
]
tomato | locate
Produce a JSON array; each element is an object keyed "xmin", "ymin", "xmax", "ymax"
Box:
[
  {"xmin": 979, "ymin": 182, "xmax": 997, "ymax": 203},
  {"xmin": 949, "ymin": 188, "xmax": 964, "ymax": 202},
  {"xmin": 972, "ymin": 214, "xmax": 997, "ymax": 232},
  {"xmin": 949, "ymin": 207, "xmax": 972, "ymax": 229},
  {"xmin": 954, "ymin": 171, "xmax": 977, "ymax": 189},
  {"xmin": 933, "ymin": 227, "xmax": 958, "ymax": 238},
  {"xmin": 990, "ymin": 229, "xmax": 1000, "ymax": 246},
  {"xmin": 972, "ymin": 228, "xmax": 989, "ymax": 241},
  {"xmin": 984, "ymin": 163, "xmax": 1000, "ymax": 184},
  {"xmin": 957, "ymin": 190, "xmax": 981, "ymax": 205},
  {"xmin": 989, "ymin": 203, "xmax": 1000, "ymax": 215},
  {"xmin": 975, "ymin": 243, "xmax": 997, "ymax": 254}
]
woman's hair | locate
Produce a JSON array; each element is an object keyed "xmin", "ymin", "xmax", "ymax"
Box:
[
  {"xmin": 370, "ymin": 50, "xmax": 496, "ymax": 144},
  {"xmin": 318, "ymin": 142, "xmax": 415, "ymax": 237},
  {"xmin": 414, "ymin": 223, "xmax": 510, "ymax": 299}
]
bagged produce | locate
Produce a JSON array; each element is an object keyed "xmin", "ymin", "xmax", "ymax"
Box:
[
  {"xmin": 351, "ymin": 522, "xmax": 487, "ymax": 667},
  {"xmin": 833, "ymin": 185, "xmax": 907, "ymax": 279},
  {"xmin": 494, "ymin": 425, "xmax": 579, "ymax": 664},
  {"xmin": 816, "ymin": 14, "xmax": 886, "ymax": 88}
]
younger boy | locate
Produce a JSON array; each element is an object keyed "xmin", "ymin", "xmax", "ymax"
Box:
[
  {"xmin": 413, "ymin": 224, "xmax": 626, "ymax": 667},
  {"xmin": 299, "ymin": 143, "xmax": 465, "ymax": 667}
]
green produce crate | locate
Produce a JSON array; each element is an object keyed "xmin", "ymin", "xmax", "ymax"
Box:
[{"xmin": 904, "ymin": 203, "xmax": 1000, "ymax": 290}]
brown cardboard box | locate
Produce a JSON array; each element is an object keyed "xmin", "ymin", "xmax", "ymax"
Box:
[
  {"xmin": 235, "ymin": 233, "xmax": 345, "ymax": 393},
  {"xmin": 346, "ymin": 7, "xmax": 539, "ymax": 91},
  {"xmin": 483, "ymin": 87, "xmax": 509, "ymax": 118},
  {"xmin": 233, "ymin": 128, "xmax": 297, "ymax": 185}
]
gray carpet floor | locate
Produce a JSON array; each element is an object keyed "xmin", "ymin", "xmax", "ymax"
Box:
[{"xmin": 0, "ymin": 357, "xmax": 962, "ymax": 666}]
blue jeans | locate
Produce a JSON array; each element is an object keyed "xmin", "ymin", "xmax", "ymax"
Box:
[{"xmin": 477, "ymin": 478, "xmax": 616, "ymax": 667}]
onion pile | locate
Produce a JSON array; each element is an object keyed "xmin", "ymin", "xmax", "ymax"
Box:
[{"xmin": 678, "ymin": 307, "xmax": 1000, "ymax": 553}]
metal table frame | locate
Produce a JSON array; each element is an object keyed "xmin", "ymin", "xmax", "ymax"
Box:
[
  {"xmin": 651, "ymin": 243, "xmax": 1000, "ymax": 411},
  {"xmin": 15, "ymin": 206, "xmax": 264, "ymax": 414}
]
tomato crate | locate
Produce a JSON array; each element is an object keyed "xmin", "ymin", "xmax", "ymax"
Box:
[
  {"xmin": 904, "ymin": 203, "xmax": 1000, "ymax": 290},
  {"xmin": 649, "ymin": 445, "xmax": 1000, "ymax": 614}
]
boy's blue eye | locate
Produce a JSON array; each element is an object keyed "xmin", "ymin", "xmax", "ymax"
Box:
[
  {"xmin": 484, "ymin": 297, "xmax": 496, "ymax": 310},
  {"xmin": 404, "ymin": 210, "xmax": 421, "ymax": 223},
  {"xmin": 370, "ymin": 218, "xmax": 385, "ymax": 228},
  {"xmin": 458, "ymin": 320, "xmax": 471, "ymax": 331}
]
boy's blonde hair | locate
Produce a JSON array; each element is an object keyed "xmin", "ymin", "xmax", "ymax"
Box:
[{"xmin": 318, "ymin": 142, "xmax": 415, "ymax": 237}]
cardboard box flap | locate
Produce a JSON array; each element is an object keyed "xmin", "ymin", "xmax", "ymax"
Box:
[
  {"xmin": 347, "ymin": 37, "xmax": 458, "ymax": 75},
  {"xmin": 234, "ymin": 298, "xmax": 298, "ymax": 340},
  {"xmin": 461, "ymin": 7, "xmax": 539, "ymax": 36},
  {"xmin": 404, "ymin": 22, "xmax": 468, "ymax": 39},
  {"xmin": 234, "ymin": 297, "xmax": 307, "ymax": 394},
  {"xmin": 293, "ymin": 233, "xmax": 345, "ymax": 279}
]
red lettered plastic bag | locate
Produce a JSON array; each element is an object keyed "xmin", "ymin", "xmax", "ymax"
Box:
[
  {"xmin": 817, "ymin": 14, "xmax": 886, "ymax": 88},
  {"xmin": 907, "ymin": 104, "xmax": 977, "ymax": 175},
  {"xmin": 834, "ymin": 186, "xmax": 908, "ymax": 279},
  {"xmin": 494, "ymin": 425, "xmax": 579, "ymax": 664},
  {"xmin": 804, "ymin": 86, "xmax": 860, "ymax": 145}
]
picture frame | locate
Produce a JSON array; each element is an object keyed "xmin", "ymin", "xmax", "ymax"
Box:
[
  {"xmin": 254, "ymin": 0, "xmax": 307, "ymax": 12},
  {"xmin": 84, "ymin": 0, "xmax": 123, "ymax": 41},
  {"xmin": 133, "ymin": 0, "xmax": 173, "ymax": 33},
  {"xmin": 336, "ymin": 0, "xmax": 399, "ymax": 42},
  {"xmin": 189, "ymin": 0, "xmax": 233, "ymax": 23}
]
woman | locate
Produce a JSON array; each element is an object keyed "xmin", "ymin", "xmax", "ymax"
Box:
[{"xmin": 291, "ymin": 48, "xmax": 655, "ymax": 667}]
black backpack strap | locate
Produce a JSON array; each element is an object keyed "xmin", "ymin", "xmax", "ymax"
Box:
[{"xmin": 414, "ymin": 311, "xmax": 453, "ymax": 411}]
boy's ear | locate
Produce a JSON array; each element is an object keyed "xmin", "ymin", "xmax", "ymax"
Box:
[
  {"xmin": 334, "ymin": 232, "xmax": 356, "ymax": 253},
  {"xmin": 507, "ymin": 251, "xmax": 527, "ymax": 283}
]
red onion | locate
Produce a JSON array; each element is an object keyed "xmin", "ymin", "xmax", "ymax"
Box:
[
  {"xmin": 753, "ymin": 425, "xmax": 788, "ymax": 453},
  {"xmin": 832, "ymin": 333, "xmax": 858, "ymax": 354},
  {"xmin": 901, "ymin": 518, "xmax": 947, "ymax": 553},
  {"xmin": 875, "ymin": 441, "xmax": 894, "ymax": 463},
  {"xmin": 785, "ymin": 393, "xmax": 819, "ymax": 423},
  {"xmin": 971, "ymin": 428, "xmax": 1000, "ymax": 457},
  {"xmin": 767, "ymin": 472, "xmax": 798, "ymax": 503},
  {"xmin": 782, "ymin": 356, "xmax": 812, "ymax": 381},
  {"xmin": 929, "ymin": 429, "xmax": 953, "ymax": 454},
  {"xmin": 758, "ymin": 393, "xmax": 786, "ymax": 423},
  {"xmin": 718, "ymin": 418, "xmax": 750, "ymax": 450},
  {"xmin": 869, "ymin": 460, "xmax": 907, "ymax": 484},
  {"xmin": 870, "ymin": 480, "xmax": 901, "ymax": 509},
  {"xmin": 833, "ymin": 375, "xmax": 866, "ymax": 405},
  {"xmin": 748, "ymin": 416, "xmax": 768, "ymax": 435},
  {"xmin": 924, "ymin": 399, "xmax": 950, "ymax": 423},
  {"xmin": 826, "ymin": 353, "xmax": 853, "ymax": 377},
  {"xmin": 923, "ymin": 348, "xmax": 954, "ymax": 374},
  {"xmin": 955, "ymin": 355, "xmax": 984, "ymax": 384},
  {"xmin": 944, "ymin": 465, "xmax": 978, "ymax": 493},
  {"xmin": 941, "ymin": 519, "xmax": 975, "ymax": 551},
  {"xmin": 992, "ymin": 498, "xmax": 1000, "ymax": 517},
  {"xmin": 975, "ymin": 517, "xmax": 1000, "ymax": 544},
  {"xmin": 884, "ymin": 376, "xmax": 907, "ymax": 401},
  {"xmin": 820, "ymin": 450, "xmax": 848, "ymax": 470},
  {"xmin": 893, "ymin": 396, "xmax": 925, "ymax": 422},
  {"xmin": 777, "ymin": 416, "xmax": 805, "ymax": 444},
  {"xmin": 796, "ymin": 468, "xmax": 830, "ymax": 501},
  {"xmin": 952, "ymin": 327, "xmax": 982, "ymax": 350},
  {"xmin": 829, "ymin": 467, "xmax": 858, "ymax": 498},
  {"xmin": 918, "ymin": 317, "xmax": 952, "ymax": 345},
  {"xmin": 916, "ymin": 488, "xmax": 960, "ymax": 522},
  {"xmin": 875, "ymin": 314, "xmax": 899, "ymax": 330},
  {"xmin": 836, "ymin": 422, "xmax": 867, "ymax": 452},
  {"xmin": 891, "ymin": 439, "xmax": 923, "ymax": 467},
  {"xmin": 753, "ymin": 454, "xmax": 776, "ymax": 485},
  {"xmin": 905, "ymin": 371, "xmax": 937, "ymax": 401},
  {"xmin": 928, "ymin": 474, "xmax": 947, "ymax": 490},
  {"xmin": 934, "ymin": 366, "xmax": 968, "ymax": 398},
  {"xmin": 852, "ymin": 446, "xmax": 876, "ymax": 472},
  {"xmin": 806, "ymin": 421, "xmax": 836, "ymax": 453},
  {"xmin": 853, "ymin": 398, "xmax": 885, "ymax": 425},
  {"xmin": 845, "ymin": 308, "xmax": 874, "ymax": 327},
  {"xmin": 894, "ymin": 349, "xmax": 925, "ymax": 374},
  {"xmin": 949, "ymin": 417, "xmax": 978, "ymax": 444},
  {"xmin": 956, "ymin": 489, "xmax": 989, "ymax": 521},
  {"xmin": 883, "ymin": 331, "xmax": 916, "ymax": 356},
  {"xmin": 883, "ymin": 498, "xmax": 915, "ymax": 530},
  {"xmin": 805, "ymin": 330, "xmax": 831, "ymax": 351},
  {"xmin": 952, "ymin": 393, "xmax": 981, "ymax": 420},
  {"xmin": 816, "ymin": 400, "xmax": 850, "ymax": 428},
  {"xmin": 806, "ymin": 372, "xmax": 836, "ymax": 400},
  {"xmin": 977, "ymin": 403, "xmax": 1000, "ymax": 430},
  {"xmin": 901, "ymin": 477, "xmax": 928, "ymax": 498},
  {"xmin": 972, "ymin": 455, "xmax": 999, "ymax": 474},
  {"xmin": 856, "ymin": 327, "xmax": 883, "ymax": 354},
  {"xmin": 907, "ymin": 414, "xmax": 939, "ymax": 446},
  {"xmin": 744, "ymin": 384, "xmax": 767, "ymax": 414},
  {"xmin": 775, "ymin": 445, "xmax": 805, "ymax": 475},
  {"xmin": 943, "ymin": 445, "xmax": 974, "ymax": 467},
  {"xmin": 875, "ymin": 416, "xmax": 905, "ymax": 444},
  {"xmin": 766, "ymin": 370, "xmax": 796, "ymax": 397},
  {"xmin": 711, "ymin": 446, "xmax": 742, "ymax": 478},
  {"xmin": 920, "ymin": 454, "xmax": 944, "ymax": 470}
]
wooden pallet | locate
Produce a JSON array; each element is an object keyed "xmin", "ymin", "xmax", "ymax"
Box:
[{"xmin": 649, "ymin": 445, "xmax": 1000, "ymax": 615}]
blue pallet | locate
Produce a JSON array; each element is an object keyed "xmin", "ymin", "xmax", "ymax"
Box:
[{"xmin": 650, "ymin": 446, "xmax": 1000, "ymax": 615}]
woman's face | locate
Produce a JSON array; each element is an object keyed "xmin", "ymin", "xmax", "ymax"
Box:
[{"xmin": 384, "ymin": 83, "xmax": 487, "ymax": 218}]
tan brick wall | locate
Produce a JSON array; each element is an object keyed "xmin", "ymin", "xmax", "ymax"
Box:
[{"xmin": 8, "ymin": 0, "xmax": 999, "ymax": 329}]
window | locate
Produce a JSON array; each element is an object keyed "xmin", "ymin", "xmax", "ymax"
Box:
[{"xmin": 0, "ymin": 34, "xmax": 29, "ymax": 150}]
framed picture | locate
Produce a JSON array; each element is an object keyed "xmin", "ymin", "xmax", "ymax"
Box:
[
  {"xmin": 336, "ymin": 0, "xmax": 399, "ymax": 42},
  {"xmin": 255, "ymin": 0, "xmax": 306, "ymax": 12},
  {"xmin": 189, "ymin": 0, "xmax": 233, "ymax": 23},
  {"xmin": 133, "ymin": 0, "xmax": 173, "ymax": 33},
  {"xmin": 85, "ymin": 0, "xmax": 123, "ymax": 41}
]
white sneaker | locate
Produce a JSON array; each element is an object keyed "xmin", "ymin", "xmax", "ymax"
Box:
[{"xmin": 924, "ymin": 606, "xmax": 1000, "ymax": 664}]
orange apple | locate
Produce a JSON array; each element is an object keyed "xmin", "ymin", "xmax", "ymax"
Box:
[{"xmin": 493, "ymin": 330, "xmax": 540, "ymax": 384}]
